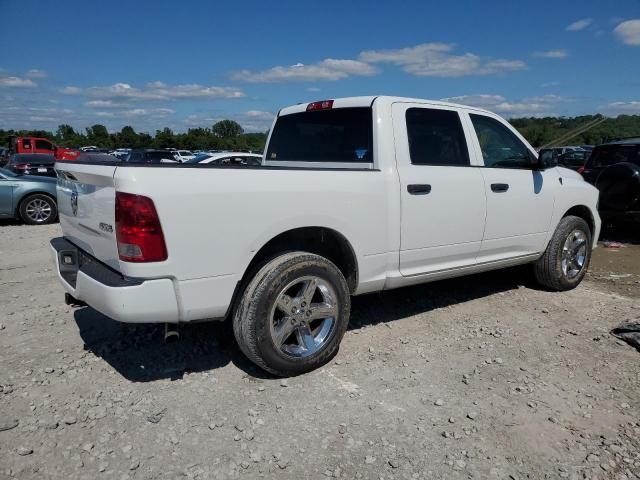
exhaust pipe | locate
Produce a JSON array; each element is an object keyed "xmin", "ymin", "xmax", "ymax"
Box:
[
  {"xmin": 64, "ymin": 293, "xmax": 86, "ymax": 307},
  {"xmin": 164, "ymin": 323, "xmax": 180, "ymax": 343}
]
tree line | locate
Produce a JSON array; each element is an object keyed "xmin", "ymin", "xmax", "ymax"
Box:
[
  {"xmin": 0, "ymin": 120, "xmax": 267, "ymax": 152},
  {"xmin": 2, "ymin": 115, "xmax": 639, "ymax": 152}
]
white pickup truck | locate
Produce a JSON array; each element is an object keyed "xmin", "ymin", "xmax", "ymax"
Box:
[{"xmin": 51, "ymin": 96, "xmax": 601, "ymax": 376}]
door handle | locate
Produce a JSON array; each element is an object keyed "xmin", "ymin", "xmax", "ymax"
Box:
[
  {"xmin": 491, "ymin": 183, "xmax": 509, "ymax": 193},
  {"xmin": 407, "ymin": 184, "xmax": 431, "ymax": 195}
]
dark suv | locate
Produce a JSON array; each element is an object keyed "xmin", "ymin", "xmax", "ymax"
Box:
[
  {"xmin": 125, "ymin": 149, "xmax": 178, "ymax": 164},
  {"xmin": 581, "ymin": 138, "xmax": 640, "ymax": 222}
]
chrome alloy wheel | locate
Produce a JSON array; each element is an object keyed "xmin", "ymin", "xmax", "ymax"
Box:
[
  {"xmin": 25, "ymin": 198, "xmax": 53, "ymax": 223},
  {"xmin": 561, "ymin": 229, "xmax": 588, "ymax": 279},
  {"xmin": 269, "ymin": 276, "xmax": 338, "ymax": 358}
]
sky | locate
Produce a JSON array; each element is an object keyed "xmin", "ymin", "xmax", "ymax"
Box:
[{"xmin": 0, "ymin": 0, "xmax": 639, "ymax": 134}]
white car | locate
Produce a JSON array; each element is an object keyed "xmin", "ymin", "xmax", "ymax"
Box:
[
  {"xmin": 173, "ymin": 150, "xmax": 195, "ymax": 162},
  {"xmin": 185, "ymin": 152, "xmax": 263, "ymax": 166},
  {"xmin": 51, "ymin": 96, "xmax": 600, "ymax": 376}
]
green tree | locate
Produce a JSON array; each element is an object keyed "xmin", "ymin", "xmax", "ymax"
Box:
[
  {"xmin": 85, "ymin": 124, "xmax": 111, "ymax": 148},
  {"xmin": 154, "ymin": 127, "xmax": 175, "ymax": 148},
  {"xmin": 212, "ymin": 120, "xmax": 243, "ymax": 138}
]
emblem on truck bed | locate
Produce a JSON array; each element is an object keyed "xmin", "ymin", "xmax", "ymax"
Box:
[{"xmin": 70, "ymin": 189, "xmax": 78, "ymax": 216}]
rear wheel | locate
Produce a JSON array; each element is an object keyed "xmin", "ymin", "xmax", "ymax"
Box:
[
  {"xmin": 233, "ymin": 252, "xmax": 350, "ymax": 377},
  {"xmin": 19, "ymin": 194, "xmax": 58, "ymax": 225},
  {"xmin": 533, "ymin": 215, "xmax": 592, "ymax": 291}
]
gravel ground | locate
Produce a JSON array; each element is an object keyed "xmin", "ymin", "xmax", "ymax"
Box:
[{"xmin": 1, "ymin": 222, "xmax": 639, "ymax": 480}]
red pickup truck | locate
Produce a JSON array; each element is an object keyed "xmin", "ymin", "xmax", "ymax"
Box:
[{"xmin": 11, "ymin": 136, "xmax": 81, "ymax": 160}]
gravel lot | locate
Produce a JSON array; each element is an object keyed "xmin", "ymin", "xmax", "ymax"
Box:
[{"xmin": 1, "ymin": 222, "xmax": 639, "ymax": 480}]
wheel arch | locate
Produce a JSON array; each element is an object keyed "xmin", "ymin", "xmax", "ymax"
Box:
[
  {"xmin": 15, "ymin": 190, "xmax": 57, "ymax": 218},
  {"xmin": 562, "ymin": 204, "xmax": 595, "ymax": 236},
  {"xmin": 224, "ymin": 226, "xmax": 359, "ymax": 321},
  {"xmin": 244, "ymin": 226, "xmax": 358, "ymax": 292}
]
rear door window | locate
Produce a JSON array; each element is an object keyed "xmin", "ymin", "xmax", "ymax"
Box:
[
  {"xmin": 405, "ymin": 108, "xmax": 469, "ymax": 166},
  {"xmin": 266, "ymin": 107, "xmax": 373, "ymax": 163}
]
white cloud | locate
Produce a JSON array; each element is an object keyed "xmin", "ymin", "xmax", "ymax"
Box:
[
  {"xmin": 359, "ymin": 43, "xmax": 526, "ymax": 77},
  {"xmin": 26, "ymin": 69, "xmax": 48, "ymax": 79},
  {"xmin": 60, "ymin": 86, "xmax": 82, "ymax": 94},
  {"xmin": 120, "ymin": 108, "xmax": 175, "ymax": 118},
  {"xmin": 0, "ymin": 73, "xmax": 37, "ymax": 88},
  {"xmin": 232, "ymin": 59, "xmax": 377, "ymax": 83},
  {"xmin": 441, "ymin": 93, "xmax": 572, "ymax": 117},
  {"xmin": 566, "ymin": 18, "xmax": 592, "ymax": 31},
  {"xmin": 85, "ymin": 82, "xmax": 244, "ymax": 100},
  {"xmin": 85, "ymin": 100, "xmax": 124, "ymax": 108},
  {"xmin": 613, "ymin": 19, "xmax": 640, "ymax": 46},
  {"xmin": 599, "ymin": 100, "xmax": 640, "ymax": 115},
  {"xmin": 533, "ymin": 49, "xmax": 568, "ymax": 59},
  {"xmin": 71, "ymin": 82, "xmax": 244, "ymax": 100}
]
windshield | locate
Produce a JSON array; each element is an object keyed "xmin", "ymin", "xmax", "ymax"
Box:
[
  {"xmin": 184, "ymin": 153, "xmax": 212, "ymax": 164},
  {"xmin": 146, "ymin": 151, "xmax": 176, "ymax": 161},
  {"xmin": 0, "ymin": 167, "xmax": 17, "ymax": 178},
  {"xmin": 266, "ymin": 107, "xmax": 373, "ymax": 163}
]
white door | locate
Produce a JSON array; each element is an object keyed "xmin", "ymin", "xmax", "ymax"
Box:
[
  {"xmin": 464, "ymin": 111, "xmax": 558, "ymax": 262},
  {"xmin": 392, "ymin": 103, "xmax": 486, "ymax": 276}
]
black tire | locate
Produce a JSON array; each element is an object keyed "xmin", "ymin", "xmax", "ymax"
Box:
[
  {"xmin": 19, "ymin": 194, "xmax": 58, "ymax": 225},
  {"xmin": 533, "ymin": 215, "xmax": 592, "ymax": 291},
  {"xmin": 233, "ymin": 252, "xmax": 350, "ymax": 377}
]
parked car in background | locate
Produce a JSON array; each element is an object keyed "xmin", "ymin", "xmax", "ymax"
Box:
[
  {"xmin": 0, "ymin": 148, "xmax": 9, "ymax": 167},
  {"xmin": 581, "ymin": 138, "xmax": 640, "ymax": 222},
  {"xmin": 184, "ymin": 152, "xmax": 262, "ymax": 166},
  {"xmin": 11, "ymin": 136, "xmax": 79, "ymax": 160},
  {"xmin": 125, "ymin": 149, "xmax": 178, "ymax": 163},
  {"xmin": 5, "ymin": 153, "xmax": 56, "ymax": 177},
  {"xmin": 111, "ymin": 148, "xmax": 131, "ymax": 160},
  {"xmin": 0, "ymin": 167, "xmax": 58, "ymax": 224},
  {"xmin": 556, "ymin": 150, "xmax": 590, "ymax": 171},
  {"xmin": 174, "ymin": 150, "xmax": 196, "ymax": 162}
]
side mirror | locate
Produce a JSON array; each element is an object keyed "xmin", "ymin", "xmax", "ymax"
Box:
[{"xmin": 533, "ymin": 150, "xmax": 552, "ymax": 170}]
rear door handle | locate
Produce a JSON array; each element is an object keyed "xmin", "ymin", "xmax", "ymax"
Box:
[
  {"xmin": 407, "ymin": 184, "xmax": 431, "ymax": 195},
  {"xmin": 491, "ymin": 183, "xmax": 509, "ymax": 193}
]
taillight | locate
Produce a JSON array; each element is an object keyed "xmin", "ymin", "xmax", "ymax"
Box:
[
  {"xmin": 306, "ymin": 100, "xmax": 334, "ymax": 111},
  {"xmin": 577, "ymin": 166, "xmax": 585, "ymax": 174},
  {"xmin": 115, "ymin": 192, "xmax": 167, "ymax": 262},
  {"xmin": 15, "ymin": 163, "xmax": 30, "ymax": 171}
]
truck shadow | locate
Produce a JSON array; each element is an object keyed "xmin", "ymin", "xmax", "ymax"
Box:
[
  {"xmin": 74, "ymin": 308, "xmax": 233, "ymax": 382},
  {"xmin": 74, "ymin": 266, "xmax": 533, "ymax": 382}
]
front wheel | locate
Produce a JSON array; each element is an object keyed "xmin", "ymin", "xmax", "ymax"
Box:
[
  {"xmin": 233, "ymin": 252, "xmax": 350, "ymax": 377},
  {"xmin": 533, "ymin": 215, "xmax": 592, "ymax": 291},
  {"xmin": 19, "ymin": 194, "xmax": 58, "ymax": 225}
]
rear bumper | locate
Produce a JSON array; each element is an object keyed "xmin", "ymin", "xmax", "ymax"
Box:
[{"xmin": 50, "ymin": 237, "xmax": 179, "ymax": 323}]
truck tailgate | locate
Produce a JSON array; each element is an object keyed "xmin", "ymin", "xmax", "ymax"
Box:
[{"xmin": 55, "ymin": 162, "xmax": 120, "ymax": 271}]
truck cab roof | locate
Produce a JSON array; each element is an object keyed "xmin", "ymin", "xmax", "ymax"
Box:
[{"xmin": 278, "ymin": 95, "xmax": 496, "ymax": 117}]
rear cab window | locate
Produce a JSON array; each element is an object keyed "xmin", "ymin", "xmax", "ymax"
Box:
[
  {"xmin": 588, "ymin": 145, "xmax": 639, "ymax": 168},
  {"xmin": 265, "ymin": 107, "xmax": 373, "ymax": 167},
  {"xmin": 35, "ymin": 139, "xmax": 54, "ymax": 151}
]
